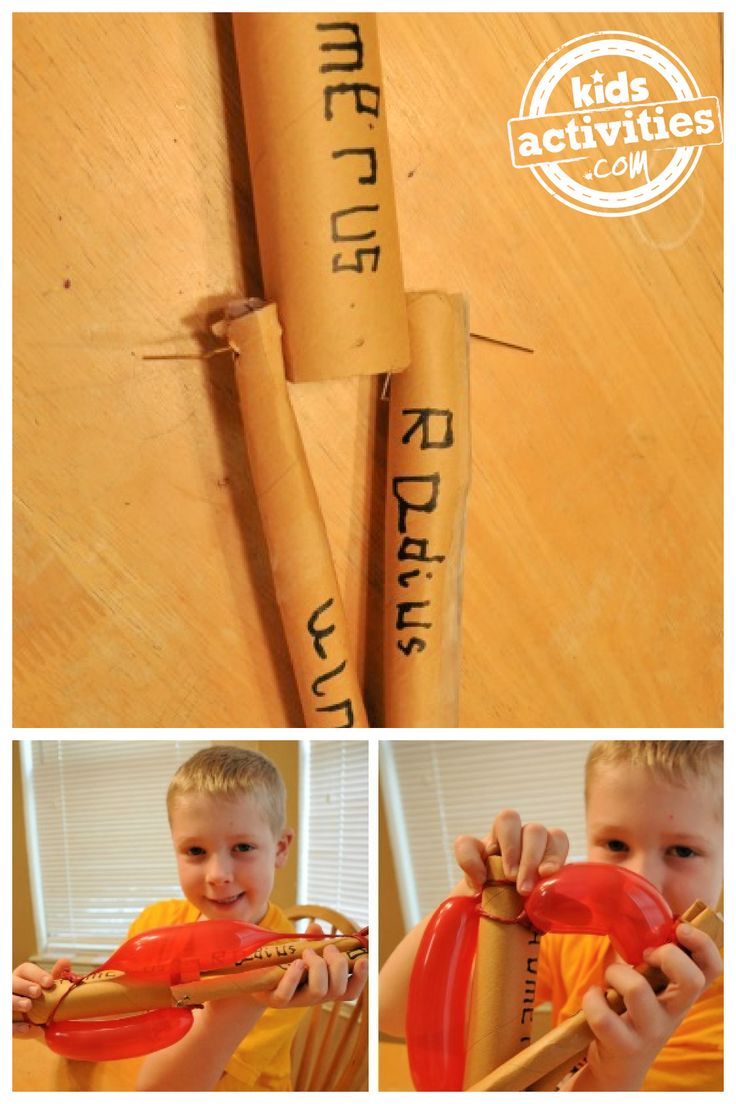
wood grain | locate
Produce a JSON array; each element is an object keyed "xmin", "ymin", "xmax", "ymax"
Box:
[{"xmin": 13, "ymin": 13, "xmax": 722, "ymax": 727}]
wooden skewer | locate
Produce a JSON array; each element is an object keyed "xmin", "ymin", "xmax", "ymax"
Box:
[{"xmin": 466, "ymin": 900, "xmax": 723, "ymax": 1092}]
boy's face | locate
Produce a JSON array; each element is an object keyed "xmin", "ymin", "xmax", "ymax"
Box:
[
  {"xmin": 170, "ymin": 792, "xmax": 293, "ymax": 924},
  {"xmin": 586, "ymin": 763, "xmax": 722, "ymax": 916}
]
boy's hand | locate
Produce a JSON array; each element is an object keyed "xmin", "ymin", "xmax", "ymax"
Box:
[
  {"xmin": 573, "ymin": 923, "xmax": 723, "ymax": 1092},
  {"xmin": 13, "ymin": 958, "xmax": 71, "ymax": 1041},
  {"xmin": 249, "ymin": 923, "xmax": 368, "ymax": 1011},
  {"xmin": 455, "ymin": 809, "xmax": 569, "ymax": 896}
]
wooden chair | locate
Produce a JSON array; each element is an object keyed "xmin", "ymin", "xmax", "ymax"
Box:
[{"xmin": 284, "ymin": 905, "xmax": 368, "ymax": 1092}]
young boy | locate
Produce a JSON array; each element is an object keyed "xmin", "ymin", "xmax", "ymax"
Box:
[
  {"xmin": 379, "ymin": 740, "xmax": 723, "ymax": 1091},
  {"xmin": 13, "ymin": 745, "xmax": 367, "ymax": 1091}
]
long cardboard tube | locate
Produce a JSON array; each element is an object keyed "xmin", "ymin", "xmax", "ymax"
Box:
[
  {"xmin": 463, "ymin": 856, "xmax": 540, "ymax": 1088},
  {"xmin": 232, "ymin": 13, "xmax": 409, "ymax": 383},
  {"xmin": 223, "ymin": 301, "xmax": 367, "ymax": 727},
  {"xmin": 467, "ymin": 900, "xmax": 723, "ymax": 1092},
  {"xmin": 384, "ymin": 291, "xmax": 470, "ymax": 726},
  {"xmin": 16, "ymin": 935, "xmax": 367, "ymax": 1026}
]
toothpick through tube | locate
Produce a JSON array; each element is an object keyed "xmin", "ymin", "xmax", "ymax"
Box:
[
  {"xmin": 466, "ymin": 900, "xmax": 723, "ymax": 1092},
  {"xmin": 15, "ymin": 933, "xmax": 367, "ymax": 1026},
  {"xmin": 221, "ymin": 300, "xmax": 368, "ymax": 728}
]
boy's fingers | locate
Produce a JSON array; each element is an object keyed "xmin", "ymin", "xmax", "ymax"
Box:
[
  {"xmin": 12, "ymin": 964, "xmax": 51, "ymax": 987},
  {"xmin": 582, "ymin": 985, "xmax": 635, "ymax": 1051},
  {"xmin": 517, "ymin": 823, "xmax": 552, "ymax": 893},
  {"xmin": 50, "ymin": 958, "xmax": 72, "ymax": 980},
  {"xmin": 303, "ymin": 948, "xmax": 329, "ymax": 1000},
  {"xmin": 538, "ymin": 828, "xmax": 569, "ymax": 874},
  {"xmin": 491, "ymin": 810, "xmax": 522, "ymax": 878},
  {"xmin": 674, "ymin": 922, "xmax": 723, "ymax": 986},
  {"xmin": 304, "ymin": 922, "xmax": 324, "ymax": 938},
  {"xmin": 642, "ymin": 942, "xmax": 707, "ymax": 1011},
  {"xmin": 603, "ymin": 964, "xmax": 660, "ymax": 1034},
  {"xmin": 12, "ymin": 978, "xmax": 43, "ymax": 1000},
  {"xmin": 342, "ymin": 963, "xmax": 368, "ymax": 1001},
  {"xmin": 261, "ymin": 959, "xmax": 306, "ymax": 1008},
  {"xmin": 454, "ymin": 835, "xmax": 490, "ymax": 890},
  {"xmin": 322, "ymin": 945, "xmax": 349, "ymax": 998}
]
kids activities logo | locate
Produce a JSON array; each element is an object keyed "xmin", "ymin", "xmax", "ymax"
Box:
[{"xmin": 508, "ymin": 31, "xmax": 722, "ymax": 217}]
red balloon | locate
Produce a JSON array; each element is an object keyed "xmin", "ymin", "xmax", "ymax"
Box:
[
  {"xmin": 405, "ymin": 864, "xmax": 676, "ymax": 1091},
  {"xmin": 45, "ymin": 1008, "xmax": 194, "ymax": 1062},
  {"xmin": 42, "ymin": 921, "xmax": 364, "ymax": 1061},
  {"xmin": 406, "ymin": 894, "xmax": 479, "ymax": 1091},
  {"xmin": 101, "ymin": 920, "xmax": 297, "ymax": 983},
  {"xmin": 524, "ymin": 863, "xmax": 675, "ymax": 964}
]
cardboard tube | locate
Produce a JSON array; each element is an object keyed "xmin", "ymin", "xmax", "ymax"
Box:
[
  {"xmin": 467, "ymin": 900, "xmax": 723, "ymax": 1092},
  {"xmin": 172, "ymin": 944, "xmax": 368, "ymax": 1005},
  {"xmin": 232, "ymin": 13, "xmax": 409, "ymax": 383},
  {"xmin": 21, "ymin": 975, "xmax": 177, "ymax": 1026},
  {"xmin": 463, "ymin": 856, "xmax": 540, "ymax": 1088},
  {"xmin": 16, "ymin": 935, "xmax": 368, "ymax": 1026},
  {"xmin": 384, "ymin": 291, "xmax": 470, "ymax": 726},
  {"xmin": 225, "ymin": 302, "xmax": 367, "ymax": 728}
]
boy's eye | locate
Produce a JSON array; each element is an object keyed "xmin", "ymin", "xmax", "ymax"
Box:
[
  {"xmin": 669, "ymin": 845, "xmax": 696, "ymax": 859},
  {"xmin": 186, "ymin": 846, "xmax": 206, "ymax": 857},
  {"xmin": 234, "ymin": 842, "xmax": 254, "ymax": 853},
  {"xmin": 605, "ymin": 839, "xmax": 628, "ymax": 853}
]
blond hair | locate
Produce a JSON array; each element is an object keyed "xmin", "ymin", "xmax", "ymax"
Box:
[
  {"xmin": 585, "ymin": 741, "xmax": 723, "ymax": 813},
  {"xmin": 167, "ymin": 746, "xmax": 286, "ymax": 836}
]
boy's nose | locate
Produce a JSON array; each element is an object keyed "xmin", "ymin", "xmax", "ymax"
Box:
[
  {"xmin": 623, "ymin": 854, "xmax": 662, "ymax": 892},
  {"xmin": 206, "ymin": 854, "xmax": 234, "ymax": 884}
]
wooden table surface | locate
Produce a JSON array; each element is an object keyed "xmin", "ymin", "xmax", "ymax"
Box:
[
  {"xmin": 13, "ymin": 13, "xmax": 723, "ymax": 728},
  {"xmin": 12, "ymin": 1037, "xmax": 140, "ymax": 1092}
]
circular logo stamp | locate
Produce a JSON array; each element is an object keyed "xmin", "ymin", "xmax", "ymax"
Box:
[{"xmin": 508, "ymin": 30, "xmax": 722, "ymax": 217}]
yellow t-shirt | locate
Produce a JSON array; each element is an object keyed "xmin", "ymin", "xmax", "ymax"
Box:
[
  {"xmin": 128, "ymin": 899, "xmax": 306, "ymax": 1092},
  {"xmin": 536, "ymin": 932, "xmax": 723, "ymax": 1091}
]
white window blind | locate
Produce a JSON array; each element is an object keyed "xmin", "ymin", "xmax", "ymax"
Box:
[
  {"xmin": 381, "ymin": 740, "xmax": 593, "ymax": 927},
  {"xmin": 21, "ymin": 740, "xmax": 210, "ymax": 962},
  {"xmin": 299, "ymin": 740, "xmax": 368, "ymax": 928}
]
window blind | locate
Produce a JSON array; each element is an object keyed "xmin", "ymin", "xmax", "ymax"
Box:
[
  {"xmin": 21, "ymin": 740, "xmax": 210, "ymax": 961},
  {"xmin": 381, "ymin": 740, "xmax": 593, "ymax": 927},
  {"xmin": 299, "ymin": 740, "xmax": 368, "ymax": 928}
]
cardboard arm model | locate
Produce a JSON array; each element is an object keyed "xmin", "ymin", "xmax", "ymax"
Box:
[
  {"xmin": 14, "ymin": 919, "xmax": 368, "ymax": 1062},
  {"xmin": 406, "ymin": 860, "xmax": 722, "ymax": 1092}
]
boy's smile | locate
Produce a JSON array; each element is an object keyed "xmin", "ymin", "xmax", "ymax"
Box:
[
  {"xmin": 586, "ymin": 763, "xmax": 722, "ymax": 917},
  {"xmin": 170, "ymin": 792, "xmax": 293, "ymax": 924}
]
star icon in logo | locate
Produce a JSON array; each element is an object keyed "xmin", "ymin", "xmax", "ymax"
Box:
[{"xmin": 591, "ymin": 69, "xmax": 604, "ymax": 84}]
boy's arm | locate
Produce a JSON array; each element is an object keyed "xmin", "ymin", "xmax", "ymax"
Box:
[
  {"xmin": 137, "ymin": 991, "xmax": 267, "ymax": 1092},
  {"xmin": 564, "ymin": 923, "xmax": 723, "ymax": 1092},
  {"xmin": 379, "ymin": 911, "xmax": 436, "ymax": 1039}
]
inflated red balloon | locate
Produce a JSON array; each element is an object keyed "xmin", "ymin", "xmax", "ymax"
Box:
[
  {"xmin": 43, "ymin": 920, "xmax": 332, "ymax": 1061},
  {"xmin": 45, "ymin": 1008, "xmax": 194, "ymax": 1061},
  {"xmin": 102, "ymin": 920, "xmax": 304, "ymax": 983},
  {"xmin": 525, "ymin": 862, "xmax": 676, "ymax": 964},
  {"xmin": 406, "ymin": 864, "xmax": 676, "ymax": 1092},
  {"xmin": 406, "ymin": 894, "xmax": 479, "ymax": 1091}
]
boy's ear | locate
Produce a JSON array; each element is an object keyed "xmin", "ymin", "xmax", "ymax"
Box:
[{"xmin": 274, "ymin": 827, "xmax": 294, "ymax": 868}]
